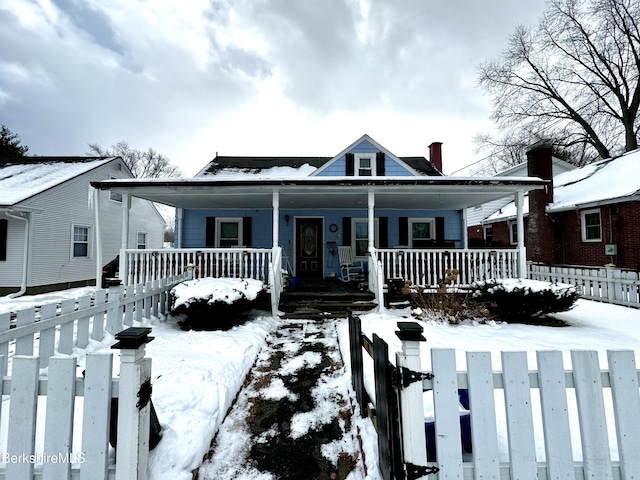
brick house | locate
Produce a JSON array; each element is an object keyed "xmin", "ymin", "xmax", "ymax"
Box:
[{"xmin": 473, "ymin": 142, "xmax": 640, "ymax": 270}]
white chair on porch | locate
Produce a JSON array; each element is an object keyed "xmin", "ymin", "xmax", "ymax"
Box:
[{"xmin": 338, "ymin": 246, "xmax": 365, "ymax": 282}]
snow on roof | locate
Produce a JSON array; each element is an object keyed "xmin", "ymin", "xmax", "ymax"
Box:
[
  {"xmin": 202, "ymin": 163, "xmax": 319, "ymax": 178},
  {"xmin": 484, "ymin": 148, "xmax": 640, "ymax": 222},
  {"xmin": 0, "ymin": 157, "xmax": 115, "ymax": 206}
]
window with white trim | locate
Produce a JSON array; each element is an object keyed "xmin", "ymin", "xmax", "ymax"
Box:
[
  {"xmin": 581, "ymin": 209, "xmax": 602, "ymax": 242},
  {"xmin": 352, "ymin": 218, "xmax": 379, "ymax": 258},
  {"xmin": 137, "ymin": 231, "xmax": 147, "ymax": 249},
  {"xmin": 72, "ymin": 225, "xmax": 91, "ymax": 258},
  {"xmin": 109, "ymin": 175, "xmax": 122, "ymax": 202},
  {"xmin": 408, "ymin": 218, "xmax": 435, "ymax": 248},
  {"xmin": 484, "ymin": 225, "xmax": 493, "ymax": 244},
  {"xmin": 356, "ymin": 154, "xmax": 375, "ymax": 177},
  {"xmin": 217, "ymin": 218, "xmax": 242, "ymax": 247}
]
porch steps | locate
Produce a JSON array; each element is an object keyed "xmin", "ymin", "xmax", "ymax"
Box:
[{"xmin": 279, "ymin": 291, "xmax": 377, "ymax": 319}]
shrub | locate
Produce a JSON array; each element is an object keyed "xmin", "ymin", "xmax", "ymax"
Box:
[{"xmin": 470, "ymin": 278, "xmax": 578, "ymax": 325}]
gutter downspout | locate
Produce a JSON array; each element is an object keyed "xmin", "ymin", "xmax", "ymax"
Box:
[{"xmin": 5, "ymin": 211, "xmax": 30, "ymax": 298}]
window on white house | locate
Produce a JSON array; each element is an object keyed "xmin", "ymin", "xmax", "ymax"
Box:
[
  {"xmin": 352, "ymin": 218, "xmax": 379, "ymax": 258},
  {"xmin": 137, "ymin": 232, "xmax": 147, "ymax": 249},
  {"xmin": 408, "ymin": 218, "xmax": 436, "ymax": 248},
  {"xmin": 356, "ymin": 155, "xmax": 374, "ymax": 176},
  {"xmin": 72, "ymin": 225, "xmax": 91, "ymax": 258},
  {"xmin": 581, "ymin": 209, "xmax": 602, "ymax": 241},
  {"xmin": 109, "ymin": 175, "xmax": 122, "ymax": 202},
  {"xmin": 217, "ymin": 218, "xmax": 242, "ymax": 247}
]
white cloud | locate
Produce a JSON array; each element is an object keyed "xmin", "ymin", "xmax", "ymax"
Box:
[{"xmin": 0, "ymin": 0, "xmax": 547, "ymax": 176}]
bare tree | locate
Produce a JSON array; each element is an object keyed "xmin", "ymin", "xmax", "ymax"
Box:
[
  {"xmin": 87, "ymin": 140, "xmax": 182, "ymax": 178},
  {"xmin": 477, "ymin": 0, "xmax": 640, "ymax": 165}
]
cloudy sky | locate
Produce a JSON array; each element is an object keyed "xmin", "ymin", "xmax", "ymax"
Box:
[{"xmin": 0, "ymin": 0, "xmax": 547, "ymax": 177}]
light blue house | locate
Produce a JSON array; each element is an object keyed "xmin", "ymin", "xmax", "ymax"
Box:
[{"xmin": 92, "ymin": 135, "xmax": 546, "ymax": 314}]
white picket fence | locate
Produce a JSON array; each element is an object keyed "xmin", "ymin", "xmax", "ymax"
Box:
[
  {"xmin": 0, "ymin": 275, "xmax": 185, "ymax": 480},
  {"xmin": 528, "ymin": 263, "xmax": 640, "ymax": 308},
  {"xmin": 350, "ymin": 318, "xmax": 640, "ymax": 480}
]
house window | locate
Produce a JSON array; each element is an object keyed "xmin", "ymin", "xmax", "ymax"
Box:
[
  {"xmin": 72, "ymin": 225, "xmax": 91, "ymax": 258},
  {"xmin": 484, "ymin": 225, "xmax": 493, "ymax": 244},
  {"xmin": 356, "ymin": 155, "xmax": 375, "ymax": 177},
  {"xmin": 509, "ymin": 222, "xmax": 518, "ymax": 245},
  {"xmin": 217, "ymin": 218, "xmax": 242, "ymax": 247},
  {"xmin": 352, "ymin": 218, "xmax": 379, "ymax": 258},
  {"xmin": 581, "ymin": 209, "xmax": 602, "ymax": 242},
  {"xmin": 0, "ymin": 219, "xmax": 7, "ymax": 261},
  {"xmin": 408, "ymin": 218, "xmax": 436, "ymax": 248},
  {"xmin": 109, "ymin": 175, "xmax": 122, "ymax": 202},
  {"xmin": 137, "ymin": 232, "xmax": 147, "ymax": 249}
]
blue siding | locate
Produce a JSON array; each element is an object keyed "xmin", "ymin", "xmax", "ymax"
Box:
[
  {"xmin": 317, "ymin": 139, "xmax": 415, "ymax": 177},
  {"xmin": 181, "ymin": 207, "xmax": 463, "ymax": 278}
]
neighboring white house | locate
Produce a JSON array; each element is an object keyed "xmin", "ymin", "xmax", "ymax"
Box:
[{"xmin": 0, "ymin": 156, "xmax": 165, "ymax": 296}]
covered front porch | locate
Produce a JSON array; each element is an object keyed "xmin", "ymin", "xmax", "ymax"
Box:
[{"xmin": 91, "ymin": 176, "xmax": 545, "ymax": 316}]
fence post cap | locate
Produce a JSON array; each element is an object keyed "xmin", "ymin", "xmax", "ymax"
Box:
[
  {"xmin": 395, "ymin": 322, "xmax": 426, "ymax": 342},
  {"xmin": 111, "ymin": 327, "xmax": 154, "ymax": 349}
]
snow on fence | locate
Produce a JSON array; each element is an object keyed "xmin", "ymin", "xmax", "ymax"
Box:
[
  {"xmin": 348, "ymin": 313, "xmax": 640, "ymax": 480},
  {"xmin": 528, "ymin": 263, "xmax": 640, "ymax": 308},
  {"xmin": 0, "ymin": 275, "xmax": 185, "ymax": 480},
  {"xmin": 375, "ymin": 248, "xmax": 520, "ymax": 287}
]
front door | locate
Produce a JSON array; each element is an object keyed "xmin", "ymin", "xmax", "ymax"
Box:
[{"xmin": 295, "ymin": 218, "xmax": 323, "ymax": 280}]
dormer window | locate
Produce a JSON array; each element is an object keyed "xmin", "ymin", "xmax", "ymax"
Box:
[{"xmin": 357, "ymin": 155, "xmax": 374, "ymax": 176}]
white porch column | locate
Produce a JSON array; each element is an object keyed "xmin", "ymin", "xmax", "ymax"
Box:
[
  {"xmin": 176, "ymin": 207, "xmax": 184, "ymax": 248},
  {"xmin": 94, "ymin": 188, "xmax": 102, "ymax": 287},
  {"xmin": 367, "ymin": 190, "xmax": 375, "ymax": 252},
  {"xmin": 272, "ymin": 190, "xmax": 280, "ymax": 248},
  {"xmin": 119, "ymin": 193, "xmax": 131, "ymax": 283},
  {"xmin": 515, "ymin": 190, "xmax": 527, "ymax": 278},
  {"xmin": 461, "ymin": 208, "xmax": 469, "ymax": 249}
]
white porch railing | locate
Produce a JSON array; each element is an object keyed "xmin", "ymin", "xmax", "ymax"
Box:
[
  {"xmin": 268, "ymin": 246, "xmax": 283, "ymax": 317},
  {"xmin": 375, "ymin": 248, "xmax": 521, "ymax": 287},
  {"xmin": 123, "ymin": 248, "xmax": 273, "ymax": 285}
]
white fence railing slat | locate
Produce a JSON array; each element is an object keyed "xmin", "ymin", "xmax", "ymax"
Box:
[
  {"xmin": 431, "ymin": 348, "xmax": 464, "ymax": 477},
  {"xmin": 16, "ymin": 308, "xmax": 35, "ymax": 356},
  {"xmin": 39, "ymin": 303, "xmax": 57, "ymax": 368},
  {"xmin": 6, "ymin": 356, "xmax": 40, "ymax": 480},
  {"xmin": 536, "ymin": 350, "xmax": 574, "ymax": 479},
  {"xmin": 571, "ymin": 350, "xmax": 613, "ymax": 480},
  {"xmin": 42, "ymin": 357, "xmax": 76, "ymax": 480},
  {"xmin": 80, "ymin": 353, "xmax": 113, "ymax": 480},
  {"xmin": 501, "ymin": 351, "xmax": 538, "ymax": 479},
  {"xmin": 58, "ymin": 299, "xmax": 75, "ymax": 355},
  {"xmin": 465, "ymin": 351, "xmax": 501, "ymax": 479}
]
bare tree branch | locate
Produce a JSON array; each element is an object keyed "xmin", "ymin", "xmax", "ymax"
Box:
[{"xmin": 87, "ymin": 141, "xmax": 182, "ymax": 178}]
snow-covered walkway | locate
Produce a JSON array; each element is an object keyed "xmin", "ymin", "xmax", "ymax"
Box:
[{"xmin": 196, "ymin": 318, "xmax": 373, "ymax": 480}]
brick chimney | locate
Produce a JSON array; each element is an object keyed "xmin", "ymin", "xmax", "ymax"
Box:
[
  {"xmin": 429, "ymin": 142, "xmax": 443, "ymax": 173},
  {"xmin": 526, "ymin": 140, "xmax": 555, "ymax": 264}
]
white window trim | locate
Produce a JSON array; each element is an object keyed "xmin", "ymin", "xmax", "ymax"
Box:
[
  {"xmin": 355, "ymin": 154, "xmax": 376, "ymax": 177},
  {"xmin": 71, "ymin": 224, "xmax": 92, "ymax": 259},
  {"xmin": 216, "ymin": 217, "xmax": 243, "ymax": 247},
  {"xmin": 351, "ymin": 218, "xmax": 379, "ymax": 259},
  {"xmin": 581, "ymin": 208, "xmax": 602, "ymax": 242},
  {"xmin": 483, "ymin": 225, "xmax": 493, "ymax": 242},
  {"xmin": 408, "ymin": 218, "xmax": 436, "ymax": 247},
  {"xmin": 136, "ymin": 231, "xmax": 148, "ymax": 249}
]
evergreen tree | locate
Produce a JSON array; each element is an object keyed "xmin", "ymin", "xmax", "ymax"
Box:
[{"xmin": 0, "ymin": 125, "xmax": 29, "ymax": 157}]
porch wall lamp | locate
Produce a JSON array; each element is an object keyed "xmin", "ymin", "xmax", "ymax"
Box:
[{"xmin": 284, "ymin": 214, "xmax": 290, "ymax": 225}]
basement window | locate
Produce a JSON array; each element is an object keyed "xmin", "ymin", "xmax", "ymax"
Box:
[{"xmin": 581, "ymin": 209, "xmax": 602, "ymax": 242}]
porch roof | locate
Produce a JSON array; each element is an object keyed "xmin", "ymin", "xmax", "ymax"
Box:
[{"xmin": 90, "ymin": 176, "xmax": 547, "ymax": 210}]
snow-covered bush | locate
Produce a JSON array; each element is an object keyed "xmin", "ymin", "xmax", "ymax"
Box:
[
  {"xmin": 170, "ymin": 277, "xmax": 267, "ymax": 330},
  {"xmin": 470, "ymin": 278, "xmax": 578, "ymax": 324}
]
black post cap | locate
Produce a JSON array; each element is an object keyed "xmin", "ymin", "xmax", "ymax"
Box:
[
  {"xmin": 395, "ymin": 321, "xmax": 426, "ymax": 342},
  {"xmin": 111, "ymin": 327, "xmax": 154, "ymax": 350}
]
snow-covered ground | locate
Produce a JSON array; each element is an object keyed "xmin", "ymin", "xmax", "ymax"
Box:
[{"xmin": 1, "ymin": 285, "xmax": 640, "ymax": 479}]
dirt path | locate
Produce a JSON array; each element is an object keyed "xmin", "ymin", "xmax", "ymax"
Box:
[{"xmin": 195, "ymin": 318, "xmax": 370, "ymax": 480}]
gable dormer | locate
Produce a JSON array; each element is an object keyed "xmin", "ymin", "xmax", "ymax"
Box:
[{"xmin": 312, "ymin": 134, "xmax": 441, "ymax": 177}]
